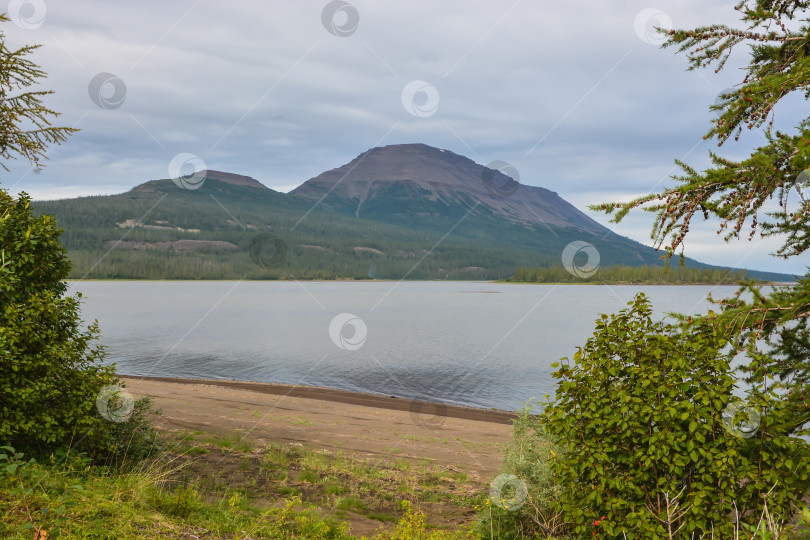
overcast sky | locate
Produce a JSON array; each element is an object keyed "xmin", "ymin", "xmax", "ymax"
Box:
[{"xmin": 1, "ymin": 0, "xmax": 806, "ymax": 274}]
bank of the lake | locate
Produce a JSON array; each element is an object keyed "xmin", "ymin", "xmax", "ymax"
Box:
[
  {"xmin": 117, "ymin": 374, "xmax": 511, "ymax": 537},
  {"xmin": 3, "ymin": 373, "xmax": 506, "ymax": 538},
  {"xmin": 121, "ymin": 375, "xmax": 513, "ymax": 477}
]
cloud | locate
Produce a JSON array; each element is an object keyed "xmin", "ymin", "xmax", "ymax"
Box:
[{"xmin": 0, "ymin": 0, "xmax": 804, "ymax": 273}]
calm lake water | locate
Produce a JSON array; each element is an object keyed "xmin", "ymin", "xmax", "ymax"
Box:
[{"xmin": 68, "ymin": 281, "xmax": 742, "ymax": 411}]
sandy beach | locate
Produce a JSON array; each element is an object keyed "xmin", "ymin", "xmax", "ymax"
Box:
[{"xmin": 121, "ymin": 375, "xmax": 516, "ymax": 481}]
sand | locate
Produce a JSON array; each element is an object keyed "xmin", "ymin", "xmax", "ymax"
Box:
[{"xmin": 121, "ymin": 376, "xmax": 516, "ymax": 481}]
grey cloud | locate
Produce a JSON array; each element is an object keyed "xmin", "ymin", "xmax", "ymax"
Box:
[{"xmin": 0, "ymin": 0, "xmax": 803, "ymax": 273}]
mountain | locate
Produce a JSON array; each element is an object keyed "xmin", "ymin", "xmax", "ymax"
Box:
[
  {"xmin": 292, "ymin": 143, "xmax": 606, "ymax": 234},
  {"xmin": 133, "ymin": 170, "xmax": 270, "ymax": 192},
  {"xmin": 29, "ymin": 144, "xmax": 795, "ymax": 282}
]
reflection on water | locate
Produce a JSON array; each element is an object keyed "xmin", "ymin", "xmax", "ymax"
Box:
[{"xmin": 69, "ymin": 281, "xmax": 739, "ymax": 411}]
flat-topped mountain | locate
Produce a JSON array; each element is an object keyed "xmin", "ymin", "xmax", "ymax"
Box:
[
  {"xmin": 133, "ymin": 170, "xmax": 271, "ymax": 192},
  {"xmin": 291, "ymin": 143, "xmax": 606, "ymax": 234}
]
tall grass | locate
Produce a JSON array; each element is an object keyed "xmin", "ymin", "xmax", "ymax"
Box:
[
  {"xmin": 0, "ymin": 431, "xmax": 488, "ymax": 539},
  {"xmin": 473, "ymin": 402, "xmax": 564, "ymax": 539}
]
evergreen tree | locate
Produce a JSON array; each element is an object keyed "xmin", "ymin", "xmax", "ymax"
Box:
[
  {"xmin": 0, "ymin": 14, "xmax": 144, "ymax": 457},
  {"xmin": 596, "ymin": 0, "xmax": 810, "ymax": 435},
  {"xmin": 0, "ymin": 14, "xmax": 76, "ymax": 170}
]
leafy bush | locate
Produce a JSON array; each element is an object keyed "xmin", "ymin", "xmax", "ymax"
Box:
[
  {"xmin": 539, "ymin": 293, "xmax": 810, "ymax": 538},
  {"xmin": 0, "ymin": 190, "xmax": 155, "ymax": 461}
]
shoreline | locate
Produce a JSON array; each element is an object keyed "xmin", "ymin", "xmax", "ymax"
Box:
[
  {"xmin": 67, "ymin": 278, "xmax": 795, "ymax": 285},
  {"xmin": 120, "ymin": 374, "xmax": 517, "ymax": 425},
  {"xmin": 494, "ymin": 280, "xmax": 790, "ymax": 286},
  {"xmin": 120, "ymin": 375, "xmax": 515, "ymax": 481}
]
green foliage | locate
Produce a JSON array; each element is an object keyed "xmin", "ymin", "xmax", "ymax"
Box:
[
  {"xmin": 1, "ymin": 189, "xmax": 112, "ymax": 451},
  {"xmin": 0, "ymin": 191, "xmax": 70, "ymax": 302},
  {"xmin": 0, "ymin": 14, "xmax": 77, "ymax": 171},
  {"xmin": 594, "ymin": 0, "xmax": 810, "ymax": 259},
  {"xmin": 702, "ymin": 277, "xmax": 810, "ymax": 439},
  {"xmin": 29, "ymin": 176, "xmax": 739, "ymax": 282},
  {"xmin": 0, "ymin": 445, "xmax": 88, "ymax": 538},
  {"xmin": 0, "ymin": 189, "xmax": 155, "ymax": 460},
  {"xmin": 364, "ymin": 500, "xmax": 473, "ymax": 539},
  {"xmin": 592, "ymin": 1, "xmax": 810, "ymax": 435},
  {"xmin": 540, "ymin": 294, "xmax": 810, "ymax": 538},
  {"xmin": 103, "ymin": 396, "xmax": 161, "ymax": 463},
  {"xmin": 225, "ymin": 495, "xmax": 352, "ymax": 539},
  {"xmin": 0, "ymin": 286, "xmax": 110, "ymax": 448},
  {"xmin": 475, "ymin": 403, "xmax": 564, "ymax": 539},
  {"xmin": 509, "ymin": 263, "xmax": 753, "ymax": 284},
  {"xmin": 151, "ymin": 484, "xmax": 203, "ymax": 520},
  {"xmin": 0, "ymin": 446, "xmax": 354, "ymax": 539}
]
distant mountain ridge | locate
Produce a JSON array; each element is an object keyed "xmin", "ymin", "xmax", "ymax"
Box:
[{"xmin": 30, "ymin": 143, "xmax": 797, "ymax": 282}]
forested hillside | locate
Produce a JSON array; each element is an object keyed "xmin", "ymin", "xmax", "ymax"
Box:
[
  {"xmin": 509, "ymin": 264, "xmax": 756, "ymax": 284},
  {"xmin": 36, "ymin": 177, "xmax": 654, "ymax": 280},
  {"xmin": 31, "ymin": 154, "xmax": 795, "ymax": 283}
]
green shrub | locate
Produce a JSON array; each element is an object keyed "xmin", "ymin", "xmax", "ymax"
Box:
[
  {"xmin": 1, "ymin": 191, "xmax": 110, "ymax": 451},
  {"xmin": 475, "ymin": 403, "xmax": 564, "ymax": 539},
  {"xmin": 0, "ymin": 190, "xmax": 155, "ymax": 462},
  {"xmin": 152, "ymin": 484, "xmax": 203, "ymax": 520},
  {"xmin": 103, "ymin": 396, "xmax": 161, "ymax": 463},
  {"xmin": 540, "ymin": 293, "xmax": 810, "ymax": 538}
]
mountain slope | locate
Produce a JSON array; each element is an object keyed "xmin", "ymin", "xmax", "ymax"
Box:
[
  {"xmin": 291, "ymin": 143, "xmax": 606, "ymax": 234},
  {"xmin": 29, "ymin": 149, "xmax": 795, "ymax": 282}
]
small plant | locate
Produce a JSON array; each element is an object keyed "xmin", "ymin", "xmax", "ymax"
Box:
[
  {"xmin": 792, "ymin": 506, "xmax": 810, "ymax": 539},
  {"xmin": 336, "ymin": 495, "xmax": 368, "ymax": 512},
  {"xmin": 152, "ymin": 484, "xmax": 202, "ymax": 519},
  {"xmin": 101, "ymin": 395, "xmax": 162, "ymax": 463},
  {"xmin": 0, "ymin": 446, "xmax": 84, "ymax": 538},
  {"xmin": 365, "ymin": 500, "xmax": 473, "ymax": 539},
  {"xmin": 299, "ymin": 468, "xmax": 322, "ymax": 484},
  {"xmin": 277, "ymin": 485, "xmax": 301, "ymax": 497}
]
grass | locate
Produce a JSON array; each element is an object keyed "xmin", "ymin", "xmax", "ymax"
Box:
[
  {"xmin": 201, "ymin": 432, "xmax": 254, "ymax": 453},
  {"xmin": 4, "ymin": 428, "xmax": 807, "ymax": 539},
  {"xmin": 366, "ymin": 512, "xmax": 398, "ymax": 523},
  {"xmin": 336, "ymin": 495, "xmax": 368, "ymax": 512},
  {"xmin": 0, "ymin": 453, "xmax": 349, "ymax": 539},
  {"xmin": 0, "ymin": 434, "xmax": 488, "ymax": 539},
  {"xmin": 298, "ymin": 468, "xmax": 322, "ymax": 484},
  {"xmin": 9, "ymin": 416, "xmax": 802, "ymax": 539}
]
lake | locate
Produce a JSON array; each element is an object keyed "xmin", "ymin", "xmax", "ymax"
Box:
[{"xmin": 68, "ymin": 281, "xmax": 741, "ymax": 411}]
